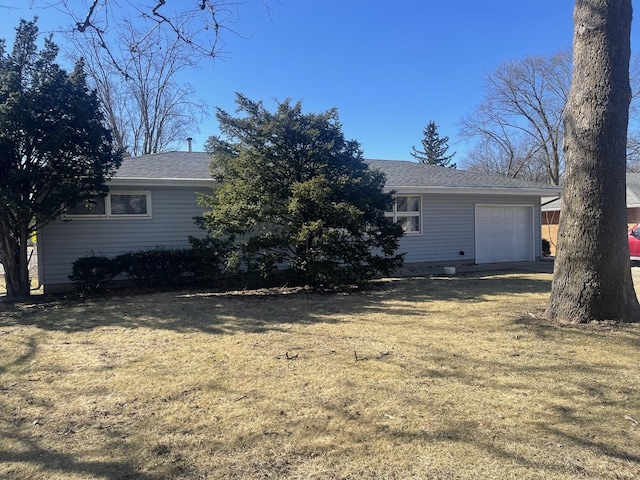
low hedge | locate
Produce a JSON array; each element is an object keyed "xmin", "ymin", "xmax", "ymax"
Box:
[
  {"xmin": 117, "ymin": 248, "xmax": 199, "ymax": 288},
  {"xmin": 68, "ymin": 254, "xmax": 121, "ymax": 294},
  {"xmin": 69, "ymin": 246, "xmax": 223, "ymax": 294}
]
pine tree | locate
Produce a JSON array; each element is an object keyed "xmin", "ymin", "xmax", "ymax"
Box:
[
  {"xmin": 411, "ymin": 121, "xmax": 457, "ymax": 168},
  {"xmin": 0, "ymin": 19, "xmax": 121, "ymax": 296},
  {"xmin": 197, "ymin": 94, "xmax": 404, "ymax": 286}
]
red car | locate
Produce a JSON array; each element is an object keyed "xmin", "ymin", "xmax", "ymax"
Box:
[{"xmin": 629, "ymin": 224, "xmax": 640, "ymax": 259}]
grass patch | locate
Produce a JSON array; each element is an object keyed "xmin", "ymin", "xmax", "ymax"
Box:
[{"xmin": 1, "ymin": 272, "xmax": 640, "ymax": 479}]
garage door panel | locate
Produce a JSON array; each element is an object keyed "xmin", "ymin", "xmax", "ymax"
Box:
[{"xmin": 475, "ymin": 205, "xmax": 533, "ymax": 264}]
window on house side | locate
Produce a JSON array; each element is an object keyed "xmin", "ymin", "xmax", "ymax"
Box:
[
  {"xmin": 65, "ymin": 192, "xmax": 151, "ymax": 218},
  {"xmin": 110, "ymin": 194, "xmax": 148, "ymax": 216},
  {"xmin": 385, "ymin": 195, "xmax": 421, "ymax": 234},
  {"xmin": 65, "ymin": 196, "xmax": 106, "ymax": 216}
]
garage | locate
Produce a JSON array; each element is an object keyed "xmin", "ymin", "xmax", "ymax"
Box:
[{"xmin": 475, "ymin": 205, "xmax": 534, "ymax": 264}]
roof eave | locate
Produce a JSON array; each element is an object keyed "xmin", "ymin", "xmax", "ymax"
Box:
[
  {"xmin": 386, "ymin": 186, "xmax": 562, "ymax": 196},
  {"xmin": 108, "ymin": 178, "xmax": 216, "ymax": 188},
  {"xmin": 108, "ymin": 177, "xmax": 559, "ymax": 196}
]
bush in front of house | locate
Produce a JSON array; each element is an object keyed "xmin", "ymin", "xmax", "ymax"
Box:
[
  {"xmin": 188, "ymin": 235, "xmax": 230, "ymax": 281},
  {"xmin": 116, "ymin": 247, "xmax": 195, "ymax": 288},
  {"xmin": 69, "ymin": 254, "xmax": 121, "ymax": 294},
  {"xmin": 69, "ymin": 244, "xmax": 226, "ymax": 294},
  {"xmin": 542, "ymin": 239, "xmax": 551, "ymax": 257}
]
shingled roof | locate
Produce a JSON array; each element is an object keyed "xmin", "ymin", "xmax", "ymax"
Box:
[
  {"xmin": 542, "ymin": 172, "xmax": 640, "ymax": 211},
  {"xmin": 366, "ymin": 159, "xmax": 559, "ymax": 195},
  {"xmin": 113, "ymin": 151, "xmax": 212, "ymax": 182},
  {"xmin": 110, "ymin": 151, "xmax": 560, "ymax": 196}
]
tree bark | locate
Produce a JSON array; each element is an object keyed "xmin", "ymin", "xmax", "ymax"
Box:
[
  {"xmin": 0, "ymin": 219, "xmax": 31, "ymax": 297},
  {"xmin": 547, "ymin": 0, "xmax": 640, "ymax": 323}
]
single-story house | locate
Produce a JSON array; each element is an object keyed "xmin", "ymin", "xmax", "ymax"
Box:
[
  {"xmin": 541, "ymin": 172, "xmax": 640, "ymax": 255},
  {"xmin": 37, "ymin": 151, "xmax": 561, "ymax": 293}
]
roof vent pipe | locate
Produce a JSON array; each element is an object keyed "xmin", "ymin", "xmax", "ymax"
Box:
[{"xmin": 186, "ymin": 137, "xmax": 193, "ymax": 152}]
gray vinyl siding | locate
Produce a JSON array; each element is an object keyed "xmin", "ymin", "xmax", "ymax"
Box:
[
  {"xmin": 396, "ymin": 193, "xmax": 542, "ymax": 264},
  {"xmin": 38, "ymin": 187, "xmax": 543, "ymax": 291},
  {"xmin": 38, "ymin": 186, "xmax": 210, "ymax": 291}
]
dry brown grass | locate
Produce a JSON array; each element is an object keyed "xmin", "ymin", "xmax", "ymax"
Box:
[{"xmin": 1, "ymin": 272, "xmax": 640, "ymax": 479}]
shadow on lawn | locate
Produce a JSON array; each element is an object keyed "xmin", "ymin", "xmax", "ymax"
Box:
[
  {"xmin": 387, "ymin": 272, "xmax": 552, "ymax": 301},
  {"xmin": 0, "ymin": 273, "xmax": 553, "ymax": 335},
  {"xmin": 189, "ymin": 334, "xmax": 640, "ymax": 478},
  {"xmin": 0, "ymin": 435, "xmax": 152, "ymax": 480},
  {"xmin": 395, "ymin": 322, "xmax": 640, "ymax": 476},
  {"xmin": 301, "ymin": 334, "xmax": 640, "ymax": 477},
  {"xmin": 0, "ymin": 336, "xmax": 37, "ymax": 375},
  {"xmin": 3, "ymin": 271, "xmax": 639, "ymax": 477}
]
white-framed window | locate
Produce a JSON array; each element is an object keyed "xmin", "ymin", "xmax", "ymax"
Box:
[
  {"xmin": 385, "ymin": 195, "xmax": 422, "ymax": 234},
  {"xmin": 65, "ymin": 191, "xmax": 152, "ymax": 218},
  {"xmin": 65, "ymin": 195, "xmax": 107, "ymax": 216}
]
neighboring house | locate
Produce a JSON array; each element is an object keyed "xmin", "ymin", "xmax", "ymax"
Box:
[
  {"xmin": 541, "ymin": 172, "xmax": 640, "ymax": 255},
  {"xmin": 37, "ymin": 151, "xmax": 561, "ymax": 293}
]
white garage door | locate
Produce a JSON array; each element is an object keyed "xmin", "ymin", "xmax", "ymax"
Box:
[{"xmin": 475, "ymin": 205, "xmax": 533, "ymax": 264}]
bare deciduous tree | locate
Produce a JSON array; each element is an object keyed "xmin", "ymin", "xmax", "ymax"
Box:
[
  {"xmin": 460, "ymin": 51, "xmax": 571, "ymax": 185},
  {"xmin": 463, "ymin": 136, "xmax": 549, "ymax": 183},
  {"xmin": 625, "ymin": 54, "xmax": 640, "ymax": 170},
  {"xmin": 547, "ymin": 0, "xmax": 640, "ymax": 324},
  {"xmin": 48, "ymin": 0, "xmax": 248, "ymax": 63},
  {"xmin": 5, "ymin": 1, "xmax": 267, "ymax": 155},
  {"xmin": 68, "ymin": 19, "xmax": 207, "ymax": 155}
]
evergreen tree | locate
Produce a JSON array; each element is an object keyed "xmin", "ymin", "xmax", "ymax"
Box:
[
  {"xmin": 411, "ymin": 121, "xmax": 457, "ymax": 168},
  {"xmin": 197, "ymin": 94, "xmax": 404, "ymax": 287},
  {"xmin": 0, "ymin": 19, "xmax": 121, "ymax": 296}
]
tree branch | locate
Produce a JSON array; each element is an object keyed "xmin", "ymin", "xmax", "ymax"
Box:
[{"xmin": 75, "ymin": 0, "xmax": 101, "ymax": 33}]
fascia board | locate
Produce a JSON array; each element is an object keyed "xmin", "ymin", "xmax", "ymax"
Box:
[
  {"xmin": 108, "ymin": 179, "xmax": 560, "ymax": 197},
  {"xmin": 386, "ymin": 186, "xmax": 562, "ymax": 197},
  {"xmin": 108, "ymin": 178, "xmax": 216, "ymax": 188}
]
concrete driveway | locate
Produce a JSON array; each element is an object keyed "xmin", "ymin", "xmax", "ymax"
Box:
[
  {"xmin": 632, "ymin": 264, "xmax": 640, "ymax": 282},
  {"xmin": 397, "ymin": 258, "xmax": 640, "ymax": 281}
]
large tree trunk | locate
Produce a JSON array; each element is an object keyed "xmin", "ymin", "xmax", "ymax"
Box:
[
  {"xmin": 0, "ymin": 220, "xmax": 31, "ymax": 297},
  {"xmin": 547, "ymin": 0, "xmax": 640, "ymax": 323}
]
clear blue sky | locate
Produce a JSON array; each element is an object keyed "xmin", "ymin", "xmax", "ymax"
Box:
[{"xmin": 1, "ymin": 1, "xmax": 634, "ymax": 161}]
